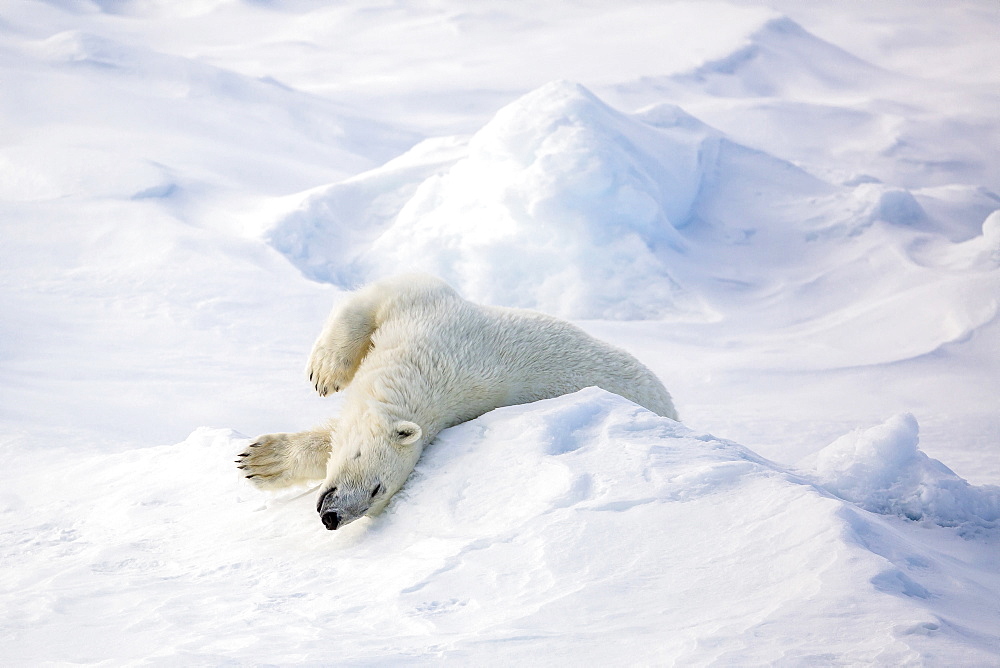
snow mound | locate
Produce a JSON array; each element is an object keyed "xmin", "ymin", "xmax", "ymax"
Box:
[
  {"xmin": 852, "ymin": 183, "xmax": 928, "ymax": 228},
  {"xmin": 809, "ymin": 414, "xmax": 1000, "ymax": 530},
  {"xmin": 7, "ymin": 390, "xmax": 999, "ymax": 663},
  {"xmin": 267, "ymin": 80, "xmax": 842, "ymax": 321},
  {"xmin": 268, "ymin": 81, "xmax": 999, "ymax": 357},
  {"xmin": 616, "ymin": 16, "xmax": 887, "ymax": 104},
  {"xmin": 17, "ymin": 28, "xmax": 415, "ymax": 197},
  {"xmin": 674, "ymin": 16, "xmax": 887, "ymax": 98},
  {"xmin": 271, "ymin": 81, "xmax": 716, "ymax": 319}
]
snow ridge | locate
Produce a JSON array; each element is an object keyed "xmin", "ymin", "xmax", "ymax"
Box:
[
  {"xmin": 809, "ymin": 413, "xmax": 1000, "ymax": 531},
  {"xmin": 268, "ymin": 81, "xmax": 1000, "ymax": 367},
  {"xmin": 673, "ymin": 16, "xmax": 889, "ymax": 97},
  {"xmin": 270, "ymin": 81, "xmax": 715, "ymax": 319},
  {"xmin": 5, "ymin": 390, "xmax": 998, "ymax": 664}
]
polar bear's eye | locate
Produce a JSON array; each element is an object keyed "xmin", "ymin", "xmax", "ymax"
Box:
[{"xmin": 370, "ymin": 483, "xmax": 384, "ymax": 499}]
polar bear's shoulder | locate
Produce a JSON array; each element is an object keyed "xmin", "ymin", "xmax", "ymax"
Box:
[{"xmin": 364, "ymin": 273, "xmax": 461, "ymax": 307}]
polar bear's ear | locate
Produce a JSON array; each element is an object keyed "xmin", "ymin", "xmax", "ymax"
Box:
[{"xmin": 392, "ymin": 421, "xmax": 422, "ymax": 446}]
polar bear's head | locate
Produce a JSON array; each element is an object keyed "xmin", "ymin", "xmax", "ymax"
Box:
[{"xmin": 316, "ymin": 416, "xmax": 424, "ymax": 530}]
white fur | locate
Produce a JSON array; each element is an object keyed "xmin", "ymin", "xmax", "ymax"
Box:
[{"xmin": 239, "ymin": 274, "xmax": 678, "ymax": 529}]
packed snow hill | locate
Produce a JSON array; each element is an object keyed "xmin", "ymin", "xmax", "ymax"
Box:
[{"xmin": 1, "ymin": 0, "xmax": 999, "ymax": 665}]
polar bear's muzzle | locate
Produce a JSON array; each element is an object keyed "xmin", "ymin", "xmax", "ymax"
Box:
[
  {"xmin": 317, "ymin": 487, "xmax": 346, "ymax": 530},
  {"xmin": 317, "ymin": 483, "xmax": 383, "ymax": 530}
]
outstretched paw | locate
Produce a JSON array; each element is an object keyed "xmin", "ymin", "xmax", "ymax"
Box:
[
  {"xmin": 236, "ymin": 429, "xmax": 333, "ymax": 489},
  {"xmin": 236, "ymin": 433, "xmax": 296, "ymax": 489},
  {"xmin": 306, "ymin": 346, "xmax": 354, "ymax": 397}
]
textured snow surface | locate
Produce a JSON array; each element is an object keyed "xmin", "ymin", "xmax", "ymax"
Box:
[
  {"xmin": 2, "ymin": 0, "xmax": 1000, "ymax": 665},
  {"xmin": 269, "ymin": 78, "xmax": 1000, "ymax": 328},
  {"xmin": 809, "ymin": 413, "xmax": 1000, "ymax": 531},
  {"xmin": 4, "ymin": 391, "xmax": 999, "ymax": 664}
]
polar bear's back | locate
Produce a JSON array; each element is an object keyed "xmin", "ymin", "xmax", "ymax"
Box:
[
  {"xmin": 362, "ymin": 275, "xmax": 677, "ymax": 423},
  {"xmin": 480, "ymin": 306, "xmax": 677, "ymax": 419}
]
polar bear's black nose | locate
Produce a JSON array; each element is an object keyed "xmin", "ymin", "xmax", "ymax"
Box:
[{"xmin": 321, "ymin": 511, "xmax": 341, "ymax": 531}]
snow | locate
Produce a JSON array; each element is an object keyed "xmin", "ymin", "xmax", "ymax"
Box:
[
  {"xmin": 809, "ymin": 413, "xmax": 1000, "ymax": 531},
  {"xmin": 270, "ymin": 81, "xmax": 715, "ymax": 319},
  {"xmin": 2, "ymin": 0, "xmax": 1000, "ymax": 664},
  {"xmin": 5, "ymin": 391, "xmax": 999, "ymax": 664}
]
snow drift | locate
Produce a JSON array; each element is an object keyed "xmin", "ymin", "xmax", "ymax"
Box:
[
  {"xmin": 618, "ymin": 16, "xmax": 889, "ymax": 101},
  {"xmin": 808, "ymin": 413, "xmax": 1000, "ymax": 531},
  {"xmin": 269, "ymin": 81, "xmax": 715, "ymax": 320},
  {"xmin": 267, "ymin": 82, "xmax": 1000, "ymax": 361},
  {"xmin": 4, "ymin": 390, "xmax": 998, "ymax": 664}
]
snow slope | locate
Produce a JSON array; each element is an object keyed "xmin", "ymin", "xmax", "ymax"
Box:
[
  {"xmin": 4, "ymin": 390, "xmax": 999, "ymax": 664},
  {"xmin": 2, "ymin": 0, "xmax": 999, "ymax": 664}
]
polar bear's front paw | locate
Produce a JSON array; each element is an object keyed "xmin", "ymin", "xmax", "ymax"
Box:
[
  {"xmin": 237, "ymin": 429, "xmax": 333, "ymax": 490},
  {"xmin": 307, "ymin": 346, "xmax": 355, "ymax": 397},
  {"xmin": 236, "ymin": 433, "xmax": 297, "ymax": 489}
]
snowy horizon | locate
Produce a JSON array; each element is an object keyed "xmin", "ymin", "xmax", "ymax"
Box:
[{"xmin": 2, "ymin": 1, "xmax": 999, "ymax": 664}]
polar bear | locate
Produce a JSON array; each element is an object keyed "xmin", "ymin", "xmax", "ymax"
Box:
[{"xmin": 237, "ymin": 274, "xmax": 677, "ymax": 530}]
